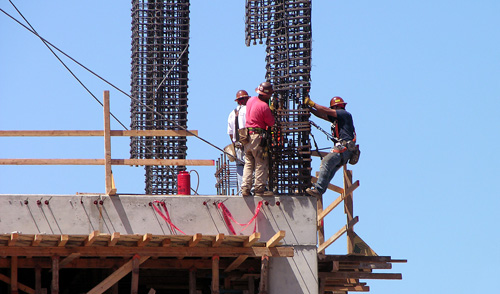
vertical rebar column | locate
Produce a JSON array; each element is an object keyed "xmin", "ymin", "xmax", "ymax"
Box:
[
  {"xmin": 245, "ymin": 0, "xmax": 312, "ymax": 195},
  {"xmin": 130, "ymin": 0, "xmax": 190, "ymax": 194}
]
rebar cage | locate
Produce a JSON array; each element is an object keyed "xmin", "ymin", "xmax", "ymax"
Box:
[{"xmin": 130, "ymin": 0, "xmax": 190, "ymax": 194}]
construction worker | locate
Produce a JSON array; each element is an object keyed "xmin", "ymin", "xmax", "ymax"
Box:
[
  {"xmin": 241, "ymin": 82, "xmax": 275, "ymax": 197},
  {"xmin": 227, "ymin": 90, "xmax": 250, "ymax": 193},
  {"xmin": 304, "ymin": 96, "xmax": 357, "ymax": 197}
]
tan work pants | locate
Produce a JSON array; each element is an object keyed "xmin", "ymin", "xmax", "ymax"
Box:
[{"xmin": 241, "ymin": 133, "xmax": 269, "ymax": 193}]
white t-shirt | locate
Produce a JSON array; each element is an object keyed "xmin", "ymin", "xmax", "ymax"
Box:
[{"xmin": 227, "ymin": 105, "xmax": 246, "ymax": 142}]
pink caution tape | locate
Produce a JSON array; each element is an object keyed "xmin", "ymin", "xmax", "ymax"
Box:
[
  {"xmin": 153, "ymin": 200, "xmax": 186, "ymax": 235},
  {"xmin": 218, "ymin": 201, "xmax": 263, "ymax": 235}
]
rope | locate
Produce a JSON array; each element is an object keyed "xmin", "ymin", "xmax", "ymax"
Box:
[
  {"xmin": 1, "ymin": 8, "xmax": 233, "ymax": 159},
  {"xmin": 7, "ymin": 1, "xmax": 128, "ymax": 130}
]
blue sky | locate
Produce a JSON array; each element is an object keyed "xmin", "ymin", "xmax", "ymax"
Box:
[{"xmin": 1, "ymin": 1, "xmax": 499, "ymax": 293}]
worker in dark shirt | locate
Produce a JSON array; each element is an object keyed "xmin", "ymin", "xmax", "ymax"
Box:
[{"xmin": 304, "ymin": 96, "xmax": 357, "ymax": 197}]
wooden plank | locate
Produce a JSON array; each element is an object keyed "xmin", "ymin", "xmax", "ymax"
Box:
[
  {"xmin": 51, "ymin": 255, "xmax": 59, "ymax": 294},
  {"xmin": 137, "ymin": 233, "xmax": 152, "ymax": 247},
  {"xmin": 318, "ymin": 193, "xmax": 344, "ymax": 224},
  {"xmin": 211, "ymin": 255, "xmax": 219, "ymax": 294},
  {"xmin": 161, "ymin": 238, "xmax": 171, "ymax": 247},
  {"xmin": 59, "ymin": 253, "xmax": 81, "ymax": 268},
  {"xmin": 11, "ymin": 256, "xmax": 18, "ymax": 293},
  {"xmin": 266, "ymin": 231, "xmax": 285, "ymax": 248},
  {"xmin": 311, "ymin": 176, "xmax": 344, "ymax": 194},
  {"xmin": 259, "ymin": 256, "xmax": 269, "ymax": 294},
  {"xmin": 32, "ymin": 235, "xmax": 43, "ymax": 247},
  {"xmin": 35, "ymin": 265, "xmax": 42, "ymax": 294},
  {"xmin": 84, "ymin": 231, "xmax": 100, "ymax": 246},
  {"xmin": 0, "ymin": 159, "xmax": 215, "ymax": 166},
  {"xmin": 87, "ymin": 255, "xmax": 150, "ymax": 294},
  {"xmin": 319, "ymin": 272, "xmax": 402, "ymax": 280},
  {"xmin": 131, "ymin": 255, "xmax": 140, "ymax": 294},
  {"xmin": 311, "ymin": 150, "xmax": 329, "ymax": 158},
  {"xmin": 188, "ymin": 234, "xmax": 202, "ymax": 247},
  {"xmin": 324, "ymin": 285, "xmax": 370, "ymax": 292},
  {"xmin": 0, "ymin": 272, "xmax": 35, "ymax": 294},
  {"xmin": 189, "ymin": 268, "xmax": 196, "ymax": 294},
  {"xmin": 103, "ymin": 91, "xmax": 115, "ymax": 196},
  {"xmin": 0, "ymin": 130, "xmax": 198, "ymax": 137},
  {"xmin": 317, "ymin": 216, "xmax": 358, "ymax": 253},
  {"xmin": 212, "ymin": 234, "xmax": 224, "ymax": 247},
  {"xmin": 243, "ymin": 232, "xmax": 260, "ymax": 247},
  {"xmin": 58, "ymin": 235, "xmax": 68, "ymax": 247},
  {"xmin": 9, "ymin": 232, "xmax": 18, "ymax": 246},
  {"xmin": 224, "ymin": 255, "xmax": 248, "ymax": 273},
  {"xmin": 318, "ymin": 225, "xmax": 347, "ymax": 254},
  {"xmin": 108, "ymin": 232, "xmax": 120, "ymax": 247},
  {"xmin": 0, "ymin": 246, "xmax": 294, "ymax": 258}
]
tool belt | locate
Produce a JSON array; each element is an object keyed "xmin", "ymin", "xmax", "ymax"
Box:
[{"xmin": 332, "ymin": 140, "xmax": 361, "ymax": 165}]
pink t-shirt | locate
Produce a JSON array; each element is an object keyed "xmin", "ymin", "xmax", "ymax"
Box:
[{"xmin": 245, "ymin": 96, "xmax": 275, "ymax": 129}]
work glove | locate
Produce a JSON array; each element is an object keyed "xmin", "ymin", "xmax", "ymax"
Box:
[{"xmin": 304, "ymin": 96, "xmax": 315, "ymax": 108}]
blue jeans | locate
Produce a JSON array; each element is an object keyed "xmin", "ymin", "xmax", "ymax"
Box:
[{"xmin": 314, "ymin": 150, "xmax": 352, "ymax": 194}]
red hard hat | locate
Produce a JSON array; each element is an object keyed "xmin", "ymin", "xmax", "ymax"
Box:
[
  {"xmin": 330, "ymin": 96, "xmax": 347, "ymax": 107},
  {"xmin": 235, "ymin": 90, "xmax": 250, "ymax": 100},
  {"xmin": 255, "ymin": 82, "xmax": 274, "ymax": 95}
]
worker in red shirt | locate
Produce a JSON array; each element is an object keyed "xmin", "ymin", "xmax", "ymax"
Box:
[{"xmin": 241, "ymin": 82, "xmax": 275, "ymax": 196}]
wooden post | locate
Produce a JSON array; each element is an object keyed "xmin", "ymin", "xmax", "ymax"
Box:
[
  {"xmin": 103, "ymin": 90, "xmax": 116, "ymax": 196},
  {"xmin": 189, "ymin": 267, "xmax": 197, "ymax": 294},
  {"xmin": 35, "ymin": 264, "xmax": 42, "ymax": 294},
  {"xmin": 317, "ymin": 194, "xmax": 325, "ymax": 256},
  {"xmin": 211, "ymin": 255, "xmax": 219, "ymax": 294},
  {"xmin": 51, "ymin": 255, "xmax": 59, "ymax": 294},
  {"xmin": 343, "ymin": 166, "xmax": 355, "ymax": 254},
  {"xmin": 110, "ymin": 266, "xmax": 119, "ymax": 294},
  {"xmin": 258, "ymin": 255, "xmax": 269, "ymax": 294},
  {"xmin": 11, "ymin": 256, "xmax": 18, "ymax": 294},
  {"xmin": 131, "ymin": 254, "xmax": 140, "ymax": 294}
]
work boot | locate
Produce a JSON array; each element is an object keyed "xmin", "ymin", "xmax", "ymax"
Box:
[
  {"xmin": 255, "ymin": 190, "xmax": 274, "ymax": 197},
  {"xmin": 242, "ymin": 189, "xmax": 251, "ymax": 196},
  {"xmin": 306, "ymin": 187, "xmax": 321, "ymax": 198}
]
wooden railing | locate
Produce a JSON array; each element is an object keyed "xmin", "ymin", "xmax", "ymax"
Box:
[{"xmin": 0, "ymin": 91, "xmax": 214, "ymax": 195}]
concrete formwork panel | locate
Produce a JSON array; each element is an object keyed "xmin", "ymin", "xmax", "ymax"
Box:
[{"xmin": 0, "ymin": 194, "xmax": 318, "ymax": 294}]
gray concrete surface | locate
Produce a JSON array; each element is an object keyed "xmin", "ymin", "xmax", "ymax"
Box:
[{"xmin": 0, "ymin": 194, "xmax": 318, "ymax": 294}]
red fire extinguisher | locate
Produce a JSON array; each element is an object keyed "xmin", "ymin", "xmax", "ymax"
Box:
[{"xmin": 177, "ymin": 171, "xmax": 191, "ymax": 195}]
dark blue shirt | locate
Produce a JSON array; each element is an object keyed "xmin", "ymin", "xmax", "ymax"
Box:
[{"xmin": 327, "ymin": 109, "xmax": 355, "ymax": 141}]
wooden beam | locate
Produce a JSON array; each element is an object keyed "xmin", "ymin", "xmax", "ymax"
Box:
[
  {"xmin": 317, "ymin": 218, "xmax": 358, "ymax": 254},
  {"xmin": 311, "ymin": 176, "xmax": 343, "ymax": 194},
  {"xmin": 266, "ymin": 231, "xmax": 285, "ymax": 248},
  {"xmin": 35, "ymin": 265, "xmax": 42, "ymax": 294},
  {"xmin": 0, "ymin": 273, "xmax": 35, "ymax": 294},
  {"xmin": 318, "ymin": 193, "xmax": 344, "ymax": 224},
  {"xmin": 84, "ymin": 231, "xmax": 100, "ymax": 246},
  {"xmin": 137, "ymin": 233, "xmax": 152, "ymax": 247},
  {"xmin": 58, "ymin": 235, "xmax": 68, "ymax": 247},
  {"xmin": 87, "ymin": 255, "xmax": 150, "ymax": 294},
  {"xmin": 59, "ymin": 253, "xmax": 81, "ymax": 268},
  {"xmin": 11, "ymin": 256, "xmax": 18, "ymax": 293},
  {"xmin": 189, "ymin": 268, "xmax": 196, "ymax": 294},
  {"xmin": 8, "ymin": 232, "xmax": 18, "ymax": 246},
  {"xmin": 243, "ymin": 232, "xmax": 260, "ymax": 247},
  {"xmin": 131, "ymin": 255, "xmax": 140, "ymax": 294},
  {"xmin": 319, "ymin": 272, "xmax": 402, "ymax": 280},
  {"xmin": 103, "ymin": 91, "xmax": 115, "ymax": 196},
  {"xmin": 0, "ymin": 159, "xmax": 215, "ymax": 166},
  {"xmin": 0, "ymin": 246, "xmax": 294, "ymax": 258},
  {"xmin": 188, "ymin": 233, "xmax": 202, "ymax": 247},
  {"xmin": 161, "ymin": 238, "xmax": 171, "ymax": 247},
  {"xmin": 51, "ymin": 255, "xmax": 59, "ymax": 294},
  {"xmin": 211, "ymin": 255, "xmax": 219, "ymax": 294},
  {"xmin": 108, "ymin": 232, "xmax": 120, "ymax": 247},
  {"xmin": 224, "ymin": 255, "xmax": 248, "ymax": 273},
  {"xmin": 0, "ymin": 130, "xmax": 199, "ymax": 137},
  {"xmin": 212, "ymin": 234, "xmax": 224, "ymax": 247},
  {"xmin": 259, "ymin": 256, "xmax": 269, "ymax": 294},
  {"xmin": 32, "ymin": 235, "xmax": 43, "ymax": 247},
  {"xmin": 324, "ymin": 285, "xmax": 370, "ymax": 292}
]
